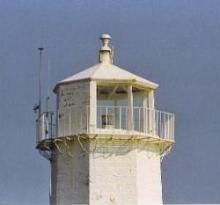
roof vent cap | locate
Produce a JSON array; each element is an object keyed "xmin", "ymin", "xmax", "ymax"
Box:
[{"xmin": 100, "ymin": 34, "xmax": 111, "ymax": 51}]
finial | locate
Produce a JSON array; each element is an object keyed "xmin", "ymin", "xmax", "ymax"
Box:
[
  {"xmin": 100, "ymin": 34, "xmax": 112, "ymax": 51},
  {"xmin": 99, "ymin": 34, "xmax": 113, "ymax": 64}
]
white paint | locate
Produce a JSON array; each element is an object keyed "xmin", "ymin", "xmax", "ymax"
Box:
[
  {"xmin": 57, "ymin": 81, "xmax": 90, "ymax": 136},
  {"xmin": 57, "ymin": 63, "xmax": 158, "ymax": 89},
  {"xmin": 56, "ymin": 35, "xmax": 158, "ymax": 89},
  {"xmin": 142, "ymin": 91, "xmax": 148, "ymax": 133},
  {"xmin": 127, "ymin": 85, "xmax": 134, "ymax": 130},
  {"xmin": 136, "ymin": 145, "xmax": 162, "ymax": 205},
  {"xmin": 49, "ymin": 34, "xmax": 174, "ymax": 205},
  {"xmin": 89, "ymin": 81, "xmax": 97, "ymax": 133},
  {"xmin": 50, "ymin": 138, "xmax": 163, "ymax": 205},
  {"xmin": 50, "ymin": 140, "xmax": 89, "ymax": 205}
]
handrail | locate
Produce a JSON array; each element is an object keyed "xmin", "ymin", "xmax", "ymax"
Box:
[
  {"xmin": 36, "ymin": 112, "xmax": 56, "ymax": 144},
  {"xmin": 36, "ymin": 106, "xmax": 175, "ymax": 145}
]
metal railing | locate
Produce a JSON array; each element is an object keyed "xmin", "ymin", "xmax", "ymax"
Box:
[
  {"xmin": 36, "ymin": 106, "xmax": 175, "ymax": 144},
  {"xmin": 57, "ymin": 106, "xmax": 175, "ymax": 140},
  {"xmin": 96, "ymin": 106, "xmax": 175, "ymax": 140},
  {"xmin": 36, "ymin": 112, "xmax": 56, "ymax": 144},
  {"xmin": 57, "ymin": 106, "xmax": 88, "ymax": 137}
]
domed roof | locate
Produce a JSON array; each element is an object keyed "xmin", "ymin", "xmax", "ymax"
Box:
[{"xmin": 55, "ymin": 34, "xmax": 158, "ymax": 90}]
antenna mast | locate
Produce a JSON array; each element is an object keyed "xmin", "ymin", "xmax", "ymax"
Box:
[
  {"xmin": 46, "ymin": 59, "xmax": 51, "ymax": 113},
  {"xmin": 38, "ymin": 47, "xmax": 44, "ymax": 117}
]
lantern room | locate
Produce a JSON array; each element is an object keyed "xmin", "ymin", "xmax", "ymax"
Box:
[
  {"xmin": 36, "ymin": 34, "xmax": 174, "ymax": 151},
  {"xmin": 52, "ymin": 34, "xmax": 174, "ymax": 141}
]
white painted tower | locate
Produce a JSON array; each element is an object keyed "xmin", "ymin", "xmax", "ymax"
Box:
[{"xmin": 36, "ymin": 34, "xmax": 175, "ymax": 205}]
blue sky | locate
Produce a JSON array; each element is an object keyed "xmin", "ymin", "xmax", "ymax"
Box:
[{"xmin": 0, "ymin": 0, "xmax": 220, "ymax": 204}]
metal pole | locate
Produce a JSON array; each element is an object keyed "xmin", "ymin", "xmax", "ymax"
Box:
[
  {"xmin": 46, "ymin": 59, "xmax": 50, "ymax": 113},
  {"xmin": 38, "ymin": 47, "xmax": 44, "ymax": 118}
]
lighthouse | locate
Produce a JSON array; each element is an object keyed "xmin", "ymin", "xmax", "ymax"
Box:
[{"xmin": 36, "ymin": 34, "xmax": 175, "ymax": 205}]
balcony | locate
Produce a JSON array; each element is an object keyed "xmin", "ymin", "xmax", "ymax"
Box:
[
  {"xmin": 36, "ymin": 106, "xmax": 175, "ymax": 149},
  {"xmin": 36, "ymin": 112, "xmax": 56, "ymax": 145}
]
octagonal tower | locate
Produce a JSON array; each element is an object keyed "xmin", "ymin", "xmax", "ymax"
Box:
[{"xmin": 36, "ymin": 34, "xmax": 175, "ymax": 205}]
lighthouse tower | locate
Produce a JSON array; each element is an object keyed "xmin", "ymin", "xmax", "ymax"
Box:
[{"xmin": 36, "ymin": 34, "xmax": 175, "ymax": 205}]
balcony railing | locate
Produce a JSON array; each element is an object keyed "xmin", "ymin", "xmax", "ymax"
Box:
[
  {"xmin": 36, "ymin": 106, "xmax": 175, "ymax": 145},
  {"xmin": 36, "ymin": 112, "xmax": 56, "ymax": 144},
  {"xmin": 96, "ymin": 106, "xmax": 175, "ymax": 140}
]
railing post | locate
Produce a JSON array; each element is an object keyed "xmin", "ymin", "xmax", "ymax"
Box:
[
  {"xmin": 50, "ymin": 112, "xmax": 53, "ymax": 138},
  {"xmin": 127, "ymin": 85, "xmax": 134, "ymax": 130},
  {"xmin": 114, "ymin": 100, "xmax": 119, "ymax": 129},
  {"xmin": 138, "ymin": 108, "xmax": 141, "ymax": 132},
  {"xmin": 69, "ymin": 109, "xmax": 71, "ymax": 136},
  {"xmin": 89, "ymin": 81, "xmax": 97, "ymax": 133},
  {"xmin": 105, "ymin": 107, "xmax": 108, "ymax": 129},
  {"xmin": 149, "ymin": 108, "xmax": 152, "ymax": 134},
  {"xmin": 56, "ymin": 111, "xmax": 59, "ymax": 137},
  {"xmin": 86, "ymin": 106, "xmax": 89, "ymax": 134},
  {"xmin": 167, "ymin": 114, "xmax": 170, "ymax": 140},
  {"xmin": 159, "ymin": 111, "xmax": 162, "ymax": 138},
  {"xmin": 142, "ymin": 92, "xmax": 148, "ymax": 134},
  {"xmin": 119, "ymin": 107, "xmax": 121, "ymax": 129},
  {"xmin": 36, "ymin": 118, "xmax": 39, "ymax": 144},
  {"xmin": 155, "ymin": 110, "xmax": 158, "ymax": 137},
  {"xmin": 80, "ymin": 107, "xmax": 83, "ymax": 133},
  {"xmin": 42, "ymin": 114, "xmax": 46, "ymax": 139}
]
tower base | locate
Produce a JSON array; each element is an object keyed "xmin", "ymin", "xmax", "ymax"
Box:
[{"xmin": 50, "ymin": 135, "xmax": 165, "ymax": 205}]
